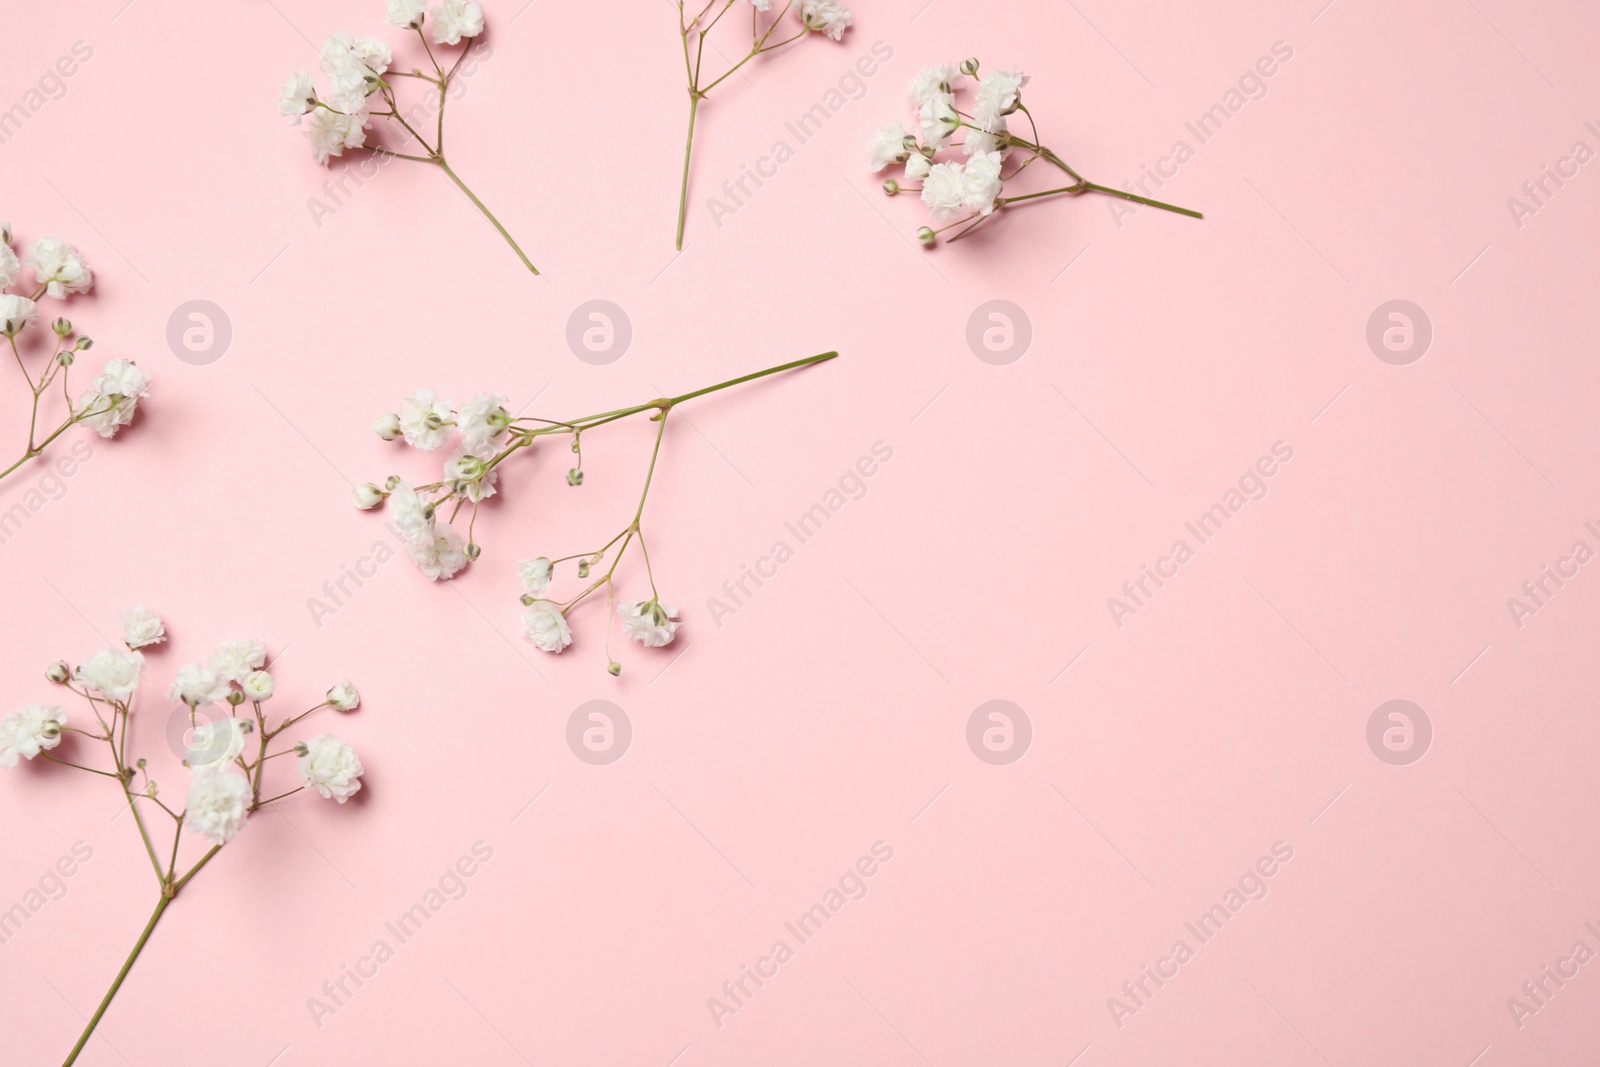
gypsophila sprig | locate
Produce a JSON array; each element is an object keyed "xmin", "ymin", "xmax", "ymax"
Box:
[
  {"xmin": 870, "ymin": 59, "xmax": 1202, "ymax": 247},
  {"xmin": 359, "ymin": 351, "xmax": 838, "ymax": 674},
  {"xmin": 0, "ymin": 224, "xmax": 150, "ymax": 485},
  {"xmin": 6, "ymin": 608, "xmax": 367, "ymax": 1066},
  {"xmin": 673, "ymin": 0, "xmax": 853, "ymax": 249},
  {"xmin": 277, "ymin": 2, "xmax": 538, "ymax": 274}
]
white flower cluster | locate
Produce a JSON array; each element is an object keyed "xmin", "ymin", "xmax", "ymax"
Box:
[
  {"xmin": 5, "ymin": 608, "xmax": 366, "ymax": 847},
  {"xmin": 1, "ymin": 225, "xmax": 150, "ymax": 482},
  {"xmin": 277, "ymin": 1, "xmax": 484, "ymax": 164},
  {"xmin": 869, "ymin": 60, "xmax": 1028, "ymax": 233}
]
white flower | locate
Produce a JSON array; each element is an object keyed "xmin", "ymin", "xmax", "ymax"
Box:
[
  {"xmin": 398, "ymin": 388, "xmax": 454, "ymax": 451},
  {"xmin": 917, "ymin": 95, "xmax": 959, "ymax": 151},
  {"xmin": 904, "ymin": 154, "xmax": 931, "ymax": 182},
  {"xmin": 298, "ymin": 734, "xmax": 364, "ymax": 802},
  {"xmin": 352, "ymin": 38, "xmax": 392, "ymax": 73},
  {"xmin": 74, "ymin": 648, "xmax": 143, "ymax": 703},
  {"xmin": 186, "ymin": 717, "xmax": 248, "ymax": 771},
  {"xmin": 326, "ymin": 681, "xmax": 360, "ymax": 711},
  {"xmin": 431, "ymin": 0, "xmax": 484, "ymax": 44},
  {"xmin": 618, "ymin": 600, "xmax": 681, "ymax": 648},
  {"xmin": 304, "ymin": 107, "xmax": 368, "ymax": 165},
  {"xmin": 0, "ymin": 240, "xmax": 19, "ymax": 290},
  {"xmin": 0, "ymin": 705, "xmax": 66, "ymax": 767},
  {"xmin": 388, "ymin": 482, "xmax": 435, "ymax": 544},
  {"xmin": 962, "ymin": 150, "xmax": 1004, "ymax": 215},
  {"xmin": 522, "ymin": 600, "xmax": 572, "ymax": 653},
  {"xmin": 184, "ymin": 768, "xmax": 250, "ymax": 845},
  {"xmin": 907, "ymin": 63, "xmax": 959, "ymax": 109},
  {"xmin": 353, "ymin": 483, "xmax": 386, "ymax": 509},
  {"xmin": 868, "ymin": 122, "xmax": 911, "ymax": 171},
  {"xmin": 517, "ymin": 557, "xmax": 552, "ymax": 595},
  {"xmin": 0, "ymin": 293, "xmax": 36, "ymax": 336},
  {"xmin": 119, "ymin": 607, "xmax": 166, "ymax": 650},
  {"xmin": 76, "ymin": 358, "xmax": 151, "ymax": 438},
  {"xmin": 797, "ymin": 0, "xmax": 851, "ymax": 39},
  {"xmin": 747, "ymin": 0, "xmax": 773, "ymax": 8},
  {"xmin": 387, "ymin": 0, "xmax": 427, "ymax": 26},
  {"xmin": 972, "ymin": 68, "xmax": 1027, "ymax": 131},
  {"xmin": 444, "ymin": 448, "xmax": 497, "ymax": 502},
  {"xmin": 168, "ymin": 663, "xmax": 230, "ymax": 706},
  {"xmin": 962, "ymin": 122, "xmax": 1007, "ymax": 157},
  {"xmin": 278, "ymin": 71, "xmax": 315, "ymax": 121},
  {"xmin": 404, "ymin": 523, "xmax": 468, "ymax": 580},
  {"xmin": 241, "ymin": 670, "xmax": 275, "ymax": 702},
  {"xmin": 921, "ymin": 161, "xmax": 968, "ymax": 221},
  {"xmin": 456, "ymin": 392, "xmax": 509, "ymax": 453},
  {"xmin": 24, "ymin": 238, "xmax": 92, "ymax": 298},
  {"xmin": 319, "ymin": 32, "xmax": 371, "ymax": 108},
  {"xmin": 211, "ymin": 638, "xmax": 267, "ymax": 684}
]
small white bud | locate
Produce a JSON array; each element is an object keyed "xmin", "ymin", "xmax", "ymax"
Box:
[
  {"xmin": 294, "ymin": 741, "xmax": 309, "ymax": 757},
  {"xmin": 566, "ymin": 468, "xmax": 584, "ymax": 486},
  {"xmin": 226, "ymin": 689, "xmax": 246, "ymax": 706},
  {"xmin": 40, "ymin": 720, "xmax": 61, "ymax": 739},
  {"xmin": 883, "ymin": 179, "xmax": 900, "ymax": 196},
  {"xmin": 464, "ymin": 542, "xmax": 482, "ymax": 561},
  {"xmin": 607, "ymin": 661, "xmax": 622, "ymax": 677},
  {"xmin": 373, "ymin": 412, "xmax": 402, "ymax": 441},
  {"xmin": 51, "ymin": 317, "xmax": 71, "ymax": 336},
  {"xmin": 353, "ymin": 483, "xmax": 387, "ymax": 509},
  {"xmin": 960, "ymin": 56, "xmax": 979, "ymax": 76},
  {"xmin": 917, "ymin": 226, "xmax": 936, "ymax": 247},
  {"xmin": 46, "ymin": 661, "xmax": 70, "ymax": 684}
]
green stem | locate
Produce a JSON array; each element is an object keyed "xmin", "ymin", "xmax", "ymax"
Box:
[
  {"xmin": 676, "ymin": 92, "xmax": 700, "ymax": 251},
  {"xmin": 61, "ymin": 895, "xmax": 170, "ymax": 1067},
  {"xmin": 999, "ymin": 182, "xmax": 1203, "ymax": 218},
  {"xmin": 436, "ymin": 158, "xmax": 539, "ymax": 274}
]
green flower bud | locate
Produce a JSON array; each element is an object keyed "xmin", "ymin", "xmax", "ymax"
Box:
[
  {"xmin": 917, "ymin": 226, "xmax": 936, "ymax": 247},
  {"xmin": 883, "ymin": 179, "xmax": 900, "ymax": 196},
  {"xmin": 566, "ymin": 468, "xmax": 584, "ymax": 486},
  {"xmin": 51, "ymin": 317, "xmax": 71, "ymax": 336}
]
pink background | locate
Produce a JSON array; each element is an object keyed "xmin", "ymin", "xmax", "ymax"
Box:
[{"xmin": 3, "ymin": 0, "xmax": 1599, "ymax": 1063}]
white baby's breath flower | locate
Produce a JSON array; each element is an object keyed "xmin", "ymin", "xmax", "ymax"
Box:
[
  {"xmin": 326, "ymin": 681, "xmax": 360, "ymax": 711},
  {"xmin": 184, "ymin": 768, "xmax": 250, "ymax": 845},
  {"xmin": 972, "ymin": 68, "xmax": 1027, "ymax": 131},
  {"xmin": 618, "ymin": 600, "xmax": 681, "ymax": 648},
  {"xmin": 904, "ymin": 154, "xmax": 931, "ymax": 182},
  {"xmin": 907, "ymin": 63, "xmax": 959, "ymax": 109},
  {"xmin": 404, "ymin": 523, "xmax": 468, "ymax": 580},
  {"xmin": 387, "ymin": 482, "xmax": 435, "ymax": 544},
  {"xmin": 0, "ymin": 294, "xmax": 36, "ymax": 337},
  {"xmin": 74, "ymin": 648, "xmax": 143, "ymax": 703},
  {"xmin": 241, "ymin": 670, "xmax": 275, "ymax": 702},
  {"xmin": 186, "ymin": 717, "xmax": 248, "ymax": 771},
  {"xmin": 119, "ymin": 607, "xmax": 166, "ymax": 650},
  {"xmin": 522, "ymin": 600, "xmax": 572, "ymax": 653},
  {"xmin": 868, "ymin": 122, "xmax": 912, "ymax": 171},
  {"xmin": 0, "ymin": 705, "xmax": 66, "ymax": 767},
  {"xmin": 917, "ymin": 94, "xmax": 959, "ymax": 151},
  {"xmin": 431, "ymin": 0, "xmax": 484, "ymax": 44},
  {"xmin": 304, "ymin": 107, "xmax": 368, "ymax": 164},
  {"xmin": 211, "ymin": 639, "xmax": 267, "ymax": 684},
  {"xmin": 921, "ymin": 161, "xmax": 968, "ymax": 221},
  {"xmin": 352, "ymin": 37, "xmax": 392, "ymax": 73},
  {"xmin": 353, "ymin": 483, "xmax": 386, "ymax": 509},
  {"xmin": 168, "ymin": 663, "xmax": 230, "ymax": 706},
  {"xmin": 398, "ymin": 388, "xmax": 454, "ymax": 451},
  {"xmin": 0, "ymin": 241, "xmax": 18, "ymax": 290},
  {"xmin": 319, "ymin": 33, "xmax": 369, "ymax": 104},
  {"xmin": 278, "ymin": 71, "xmax": 315, "ymax": 121},
  {"xmin": 962, "ymin": 125, "xmax": 1006, "ymax": 157},
  {"xmin": 387, "ymin": 0, "xmax": 428, "ymax": 26},
  {"xmin": 298, "ymin": 733, "xmax": 364, "ymax": 802},
  {"xmin": 456, "ymin": 392, "xmax": 510, "ymax": 452},
  {"xmin": 962, "ymin": 150, "xmax": 1004, "ymax": 215},
  {"xmin": 797, "ymin": 0, "xmax": 851, "ymax": 39},
  {"xmin": 518, "ymin": 557, "xmax": 552, "ymax": 595},
  {"xmin": 444, "ymin": 448, "xmax": 497, "ymax": 502},
  {"xmin": 747, "ymin": 0, "xmax": 773, "ymax": 8},
  {"xmin": 77, "ymin": 358, "xmax": 151, "ymax": 439},
  {"xmin": 24, "ymin": 238, "xmax": 92, "ymax": 298}
]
